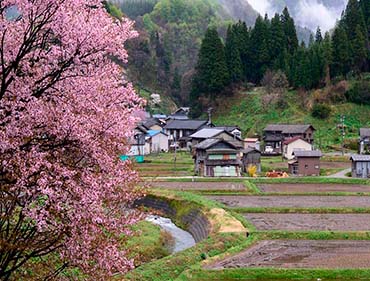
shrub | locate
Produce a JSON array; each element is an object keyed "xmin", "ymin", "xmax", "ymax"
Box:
[
  {"xmin": 247, "ymin": 165, "xmax": 257, "ymax": 177},
  {"xmin": 346, "ymin": 80, "xmax": 370, "ymax": 105},
  {"xmin": 311, "ymin": 103, "xmax": 331, "ymax": 119}
]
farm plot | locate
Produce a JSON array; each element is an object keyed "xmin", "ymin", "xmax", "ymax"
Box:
[
  {"xmin": 206, "ymin": 195, "xmax": 370, "ymax": 208},
  {"xmin": 257, "ymin": 183, "xmax": 370, "ymax": 193},
  {"xmin": 147, "ymin": 181, "xmax": 246, "ymax": 191},
  {"xmin": 244, "ymin": 213, "xmax": 370, "ymax": 231},
  {"xmin": 206, "ymin": 240, "xmax": 370, "ymax": 269}
]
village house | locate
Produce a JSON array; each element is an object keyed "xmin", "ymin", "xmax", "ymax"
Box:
[
  {"xmin": 190, "ymin": 128, "xmax": 243, "ymax": 150},
  {"xmin": 141, "ymin": 117, "xmax": 165, "ymax": 131},
  {"xmin": 122, "ymin": 125, "xmax": 148, "ymax": 162},
  {"xmin": 288, "ymin": 150, "xmax": 322, "ymax": 176},
  {"xmin": 350, "ymin": 155, "xmax": 370, "ymax": 178},
  {"xmin": 214, "ymin": 126, "xmax": 242, "ymax": 138},
  {"xmin": 283, "ymin": 137, "xmax": 313, "ymax": 160},
  {"xmin": 194, "ymin": 139, "xmax": 242, "ymax": 177},
  {"xmin": 163, "ymin": 119, "xmax": 211, "ymax": 149},
  {"xmin": 144, "ymin": 130, "xmax": 169, "ymax": 154},
  {"xmin": 167, "ymin": 107, "xmax": 190, "ymax": 120},
  {"xmin": 242, "ymin": 147, "xmax": 261, "ymax": 173},
  {"xmin": 244, "ymin": 138, "xmax": 260, "ymax": 150},
  {"xmin": 263, "ymin": 124, "xmax": 315, "ymax": 154},
  {"xmin": 359, "ymin": 128, "xmax": 370, "ymax": 154}
]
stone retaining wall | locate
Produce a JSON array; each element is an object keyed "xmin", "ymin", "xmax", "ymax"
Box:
[{"xmin": 135, "ymin": 196, "xmax": 211, "ymax": 242}]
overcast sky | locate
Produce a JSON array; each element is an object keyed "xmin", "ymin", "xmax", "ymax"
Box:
[{"xmin": 247, "ymin": 0, "xmax": 348, "ymax": 32}]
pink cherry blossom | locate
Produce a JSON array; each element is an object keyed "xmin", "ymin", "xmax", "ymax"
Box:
[{"xmin": 0, "ymin": 0, "xmax": 144, "ymax": 279}]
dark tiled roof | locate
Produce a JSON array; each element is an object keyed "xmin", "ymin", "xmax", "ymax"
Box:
[
  {"xmin": 141, "ymin": 118, "xmax": 162, "ymax": 130},
  {"xmin": 293, "ymin": 150, "xmax": 322, "ymax": 157},
  {"xmin": 360, "ymin": 128, "xmax": 370, "ymax": 137},
  {"xmin": 194, "ymin": 138, "xmax": 238, "ymax": 150},
  {"xmin": 350, "ymin": 154, "xmax": 370, "ymax": 161},
  {"xmin": 283, "ymin": 136, "xmax": 305, "ymax": 145},
  {"xmin": 243, "ymin": 147, "xmax": 261, "ymax": 154},
  {"xmin": 264, "ymin": 124, "xmax": 315, "ymax": 134},
  {"xmin": 164, "ymin": 119, "xmax": 208, "ymax": 130}
]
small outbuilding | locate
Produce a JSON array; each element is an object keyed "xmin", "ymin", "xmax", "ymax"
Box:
[
  {"xmin": 288, "ymin": 150, "xmax": 322, "ymax": 176},
  {"xmin": 350, "ymin": 155, "xmax": 370, "ymax": 178},
  {"xmin": 242, "ymin": 148, "xmax": 261, "ymax": 173},
  {"xmin": 145, "ymin": 130, "xmax": 169, "ymax": 154}
]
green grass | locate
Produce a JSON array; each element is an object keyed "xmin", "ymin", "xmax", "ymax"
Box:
[
  {"xmin": 213, "ymin": 89, "xmax": 370, "ymax": 151},
  {"xmin": 250, "ymin": 177, "xmax": 370, "ymax": 185},
  {"xmin": 126, "ymin": 221, "xmax": 173, "ymax": 267}
]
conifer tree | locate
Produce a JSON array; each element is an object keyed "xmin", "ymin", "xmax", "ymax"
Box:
[
  {"xmin": 322, "ymin": 32, "xmax": 333, "ymax": 85},
  {"xmin": 234, "ymin": 21, "xmax": 252, "ymax": 80},
  {"xmin": 225, "ymin": 25, "xmax": 243, "ymax": 82},
  {"xmin": 315, "ymin": 27, "xmax": 323, "ymax": 43},
  {"xmin": 352, "ymin": 25, "xmax": 367, "ymax": 73},
  {"xmin": 192, "ymin": 27, "xmax": 229, "ymax": 98},
  {"xmin": 281, "ymin": 7, "xmax": 299, "ymax": 54},
  {"xmin": 331, "ymin": 24, "xmax": 351, "ymax": 77},
  {"xmin": 270, "ymin": 13, "xmax": 287, "ymax": 71}
]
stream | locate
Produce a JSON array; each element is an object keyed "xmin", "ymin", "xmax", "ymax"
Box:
[{"xmin": 146, "ymin": 215, "xmax": 196, "ymax": 253}]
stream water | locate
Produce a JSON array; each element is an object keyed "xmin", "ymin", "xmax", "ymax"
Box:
[{"xmin": 146, "ymin": 215, "xmax": 196, "ymax": 253}]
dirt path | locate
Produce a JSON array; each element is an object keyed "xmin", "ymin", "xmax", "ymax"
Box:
[
  {"xmin": 206, "ymin": 195, "xmax": 370, "ymax": 208},
  {"xmin": 257, "ymin": 183, "xmax": 370, "ymax": 193},
  {"xmin": 244, "ymin": 213, "xmax": 370, "ymax": 231},
  {"xmin": 206, "ymin": 240, "xmax": 370, "ymax": 269}
]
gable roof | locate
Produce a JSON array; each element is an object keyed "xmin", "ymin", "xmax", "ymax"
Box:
[
  {"xmin": 214, "ymin": 126, "xmax": 241, "ymax": 132},
  {"xmin": 194, "ymin": 138, "xmax": 238, "ymax": 150},
  {"xmin": 164, "ymin": 119, "xmax": 208, "ymax": 130},
  {"xmin": 283, "ymin": 136, "xmax": 310, "ymax": 145},
  {"xmin": 350, "ymin": 154, "xmax": 370, "ymax": 162},
  {"xmin": 141, "ymin": 118, "xmax": 163, "ymax": 130},
  {"xmin": 360, "ymin": 128, "xmax": 370, "ymax": 138},
  {"xmin": 243, "ymin": 147, "xmax": 261, "ymax": 154},
  {"xmin": 264, "ymin": 124, "xmax": 315, "ymax": 134},
  {"xmin": 190, "ymin": 128, "xmax": 224, "ymax": 139},
  {"xmin": 146, "ymin": 130, "xmax": 167, "ymax": 138},
  {"xmin": 293, "ymin": 150, "xmax": 322, "ymax": 157}
]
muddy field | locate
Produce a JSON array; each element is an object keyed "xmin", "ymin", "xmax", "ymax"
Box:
[
  {"xmin": 206, "ymin": 240, "xmax": 370, "ymax": 269},
  {"xmin": 147, "ymin": 181, "xmax": 246, "ymax": 191},
  {"xmin": 257, "ymin": 183, "xmax": 370, "ymax": 193},
  {"xmin": 206, "ymin": 195, "xmax": 370, "ymax": 208},
  {"xmin": 244, "ymin": 213, "xmax": 370, "ymax": 231}
]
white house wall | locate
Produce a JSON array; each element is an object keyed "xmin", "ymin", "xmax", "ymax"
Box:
[{"xmin": 284, "ymin": 139, "xmax": 312, "ymax": 160}]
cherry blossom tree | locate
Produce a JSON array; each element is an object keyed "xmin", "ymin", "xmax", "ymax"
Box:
[{"xmin": 0, "ymin": 0, "xmax": 144, "ymax": 279}]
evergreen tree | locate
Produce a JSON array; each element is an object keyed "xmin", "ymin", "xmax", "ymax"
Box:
[
  {"xmin": 234, "ymin": 21, "xmax": 252, "ymax": 80},
  {"xmin": 225, "ymin": 25, "xmax": 243, "ymax": 83},
  {"xmin": 315, "ymin": 27, "xmax": 323, "ymax": 43},
  {"xmin": 250, "ymin": 15, "xmax": 270, "ymax": 82},
  {"xmin": 281, "ymin": 7, "xmax": 298, "ymax": 54},
  {"xmin": 331, "ymin": 24, "xmax": 351, "ymax": 77},
  {"xmin": 322, "ymin": 32, "xmax": 332, "ymax": 85},
  {"xmin": 352, "ymin": 25, "xmax": 367, "ymax": 73},
  {"xmin": 270, "ymin": 13, "xmax": 287, "ymax": 71},
  {"xmin": 192, "ymin": 27, "xmax": 229, "ymax": 98},
  {"xmin": 342, "ymin": 0, "xmax": 367, "ymax": 42}
]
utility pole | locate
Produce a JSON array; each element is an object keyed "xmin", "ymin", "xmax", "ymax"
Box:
[{"xmin": 340, "ymin": 115, "xmax": 345, "ymax": 156}]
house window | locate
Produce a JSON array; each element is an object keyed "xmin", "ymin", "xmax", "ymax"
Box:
[
  {"xmin": 315, "ymin": 165, "xmax": 319, "ymax": 169},
  {"xmin": 305, "ymin": 164, "xmax": 308, "ymax": 169}
]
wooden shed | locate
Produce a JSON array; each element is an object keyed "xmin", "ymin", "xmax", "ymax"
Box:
[
  {"xmin": 242, "ymin": 148, "xmax": 261, "ymax": 173},
  {"xmin": 288, "ymin": 150, "xmax": 322, "ymax": 176},
  {"xmin": 350, "ymin": 155, "xmax": 370, "ymax": 178}
]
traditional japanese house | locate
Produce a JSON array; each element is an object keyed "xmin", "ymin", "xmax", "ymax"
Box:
[
  {"xmin": 164, "ymin": 119, "xmax": 210, "ymax": 149},
  {"xmin": 190, "ymin": 128, "xmax": 243, "ymax": 150},
  {"xmin": 288, "ymin": 150, "xmax": 322, "ymax": 176},
  {"xmin": 350, "ymin": 155, "xmax": 370, "ymax": 178},
  {"xmin": 263, "ymin": 124, "xmax": 315, "ymax": 154},
  {"xmin": 194, "ymin": 139, "xmax": 242, "ymax": 177},
  {"xmin": 283, "ymin": 137, "xmax": 313, "ymax": 160}
]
